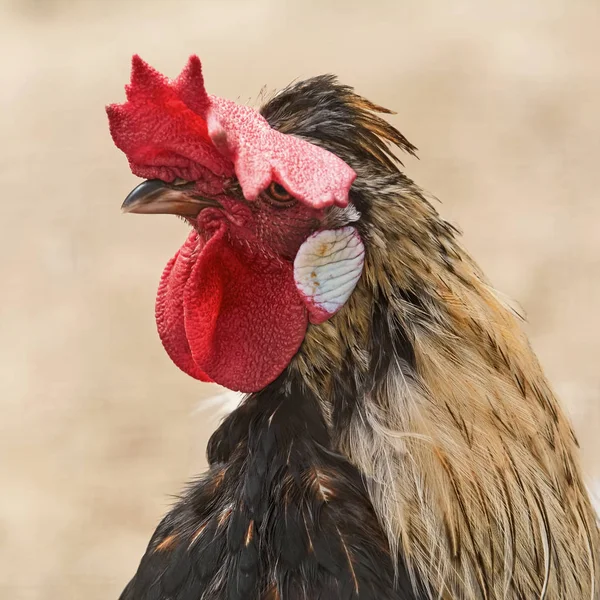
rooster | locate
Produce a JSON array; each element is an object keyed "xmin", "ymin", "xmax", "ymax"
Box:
[{"xmin": 107, "ymin": 56, "xmax": 599, "ymax": 600}]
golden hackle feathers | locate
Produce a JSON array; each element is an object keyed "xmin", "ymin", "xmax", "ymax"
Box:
[{"xmin": 285, "ymin": 96, "xmax": 599, "ymax": 598}]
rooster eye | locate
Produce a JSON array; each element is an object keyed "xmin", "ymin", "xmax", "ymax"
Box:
[{"xmin": 266, "ymin": 182, "xmax": 295, "ymax": 207}]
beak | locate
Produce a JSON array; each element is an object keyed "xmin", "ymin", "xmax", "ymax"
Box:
[{"xmin": 121, "ymin": 179, "xmax": 220, "ymax": 218}]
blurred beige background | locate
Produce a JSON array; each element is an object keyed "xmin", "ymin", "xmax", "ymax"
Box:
[{"xmin": 0, "ymin": 0, "xmax": 599, "ymax": 598}]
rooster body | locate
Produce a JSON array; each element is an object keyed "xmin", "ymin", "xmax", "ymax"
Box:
[
  {"xmin": 120, "ymin": 382, "xmax": 422, "ymax": 600},
  {"xmin": 109, "ymin": 57, "xmax": 599, "ymax": 599}
]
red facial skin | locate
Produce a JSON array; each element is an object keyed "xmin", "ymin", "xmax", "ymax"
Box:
[
  {"xmin": 107, "ymin": 56, "xmax": 355, "ymax": 392},
  {"xmin": 211, "ymin": 194, "xmax": 323, "ymax": 261}
]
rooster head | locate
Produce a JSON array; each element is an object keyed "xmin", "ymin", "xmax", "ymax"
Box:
[{"xmin": 107, "ymin": 55, "xmax": 365, "ymax": 392}]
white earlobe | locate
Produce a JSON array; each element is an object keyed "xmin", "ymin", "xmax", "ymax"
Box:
[{"xmin": 293, "ymin": 226, "xmax": 365, "ymax": 324}]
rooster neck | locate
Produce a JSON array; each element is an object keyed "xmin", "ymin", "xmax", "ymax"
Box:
[{"xmin": 290, "ymin": 183, "xmax": 599, "ymax": 599}]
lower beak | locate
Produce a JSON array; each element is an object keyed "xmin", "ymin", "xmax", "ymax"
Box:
[{"xmin": 121, "ymin": 179, "xmax": 220, "ymax": 218}]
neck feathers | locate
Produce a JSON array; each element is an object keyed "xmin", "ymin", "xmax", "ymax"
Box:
[{"xmin": 292, "ymin": 181, "xmax": 600, "ymax": 599}]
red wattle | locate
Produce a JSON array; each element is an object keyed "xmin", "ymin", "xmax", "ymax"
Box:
[
  {"xmin": 156, "ymin": 226, "xmax": 308, "ymax": 392},
  {"xmin": 156, "ymin": 232, "xmax": 213, "ymax": 382}
]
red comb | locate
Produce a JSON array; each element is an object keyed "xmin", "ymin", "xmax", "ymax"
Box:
[
  {"xmin": 107, "ymin": 55, "xmax": 356, "ymax": 208},
  {"xmin": 106, "ymin": 55, "xmax": 232, "ymax": 185}
]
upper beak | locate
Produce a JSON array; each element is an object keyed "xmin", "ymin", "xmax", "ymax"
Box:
[{"xmin": 121, "ymin": 179, "xmax": 220, "ymax": 218}]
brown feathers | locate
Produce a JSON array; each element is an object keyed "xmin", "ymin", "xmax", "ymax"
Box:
[
  {"xmin": 265, "ymin": 76, "xmax": 600, "ymax": 599},
  {"xmin": 300, "ymin": 184, "xmax": 599, "ymax": 598}
]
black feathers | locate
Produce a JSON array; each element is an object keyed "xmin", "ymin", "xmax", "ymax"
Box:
[
  {"xmin": 119, "ymin": 377, "xmax": 425, "ymax": 599},
  {"xmin": 261, "ymin": 75, "xmax": 417, "ymax": 173}
]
